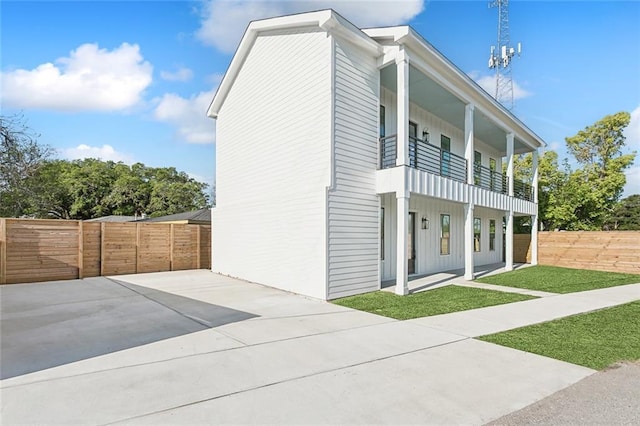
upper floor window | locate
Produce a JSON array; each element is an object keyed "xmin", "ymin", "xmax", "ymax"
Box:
[
  {"xmin": 441, "ymin": 135, "xmax": 451, "ymax": 177},
  {"xmin": 408, "ymin": 122, "xmax": 418, "ymax": 168},
  {"xmin": 489, "ymin": 158, "xmax": 497, "ymax": 190},
  {"xmin": 474, "ymin": 151, "xmax": 482, "ymax": 186},
  {"xmin": 379, "ymin": 106, "xmax": 385, "ymax": 138}
]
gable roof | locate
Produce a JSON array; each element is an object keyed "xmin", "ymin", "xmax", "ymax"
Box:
[
  {"xmin": 85, "ymin": 215, "xmax": 138, "ymax": 223},
  {"xmin": 207, "ymin": 9, "xmax": 545, "ymax": 150},
  {"xmin": 207, "ymin": 9, "xmax": 380, "ymax": 119}
]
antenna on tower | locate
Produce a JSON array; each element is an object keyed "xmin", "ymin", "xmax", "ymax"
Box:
[{"xmin": 488, "ymin": 0, "xmax": 521, "ymax": 110}]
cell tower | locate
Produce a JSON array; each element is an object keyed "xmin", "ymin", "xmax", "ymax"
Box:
[{"xmin": 487, "ymin": 0, "xmax": 521, "ymax": 110}]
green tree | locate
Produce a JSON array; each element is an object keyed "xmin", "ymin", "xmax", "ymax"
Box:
[
  {"xmin": 103, "ymin": 162, "xmax": 151, "ymax": 217},
  {"xmin": 146, "ymin": 167, "xmax": 209, "ymax": 216},
  {"xmin": 562, "ymin": 112, "xmax": 635, "ymax": 229},
  {"xmin": 0, "ymin": 114, "xmax": 53, "ymax": 217},
  {"xmin": 511, "ymin": 151, "xmax": 571, "ymax": 231},
  {"xmin": 35, "ymin": 161, "xmax": 211, "ymax": 220},
  {"xmin": 510, "ymin": 112, "xmax": 635, "ymax": 231},
  {"xmin": 604, "ymin": 194, "xmax": 640, "ymax": 230},
  {"xmin": 30, "ymin": 160, "xmax": 75, "ymax": 219}
]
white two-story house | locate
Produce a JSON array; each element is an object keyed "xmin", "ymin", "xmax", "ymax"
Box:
[{"xmin": 208, "ymin": 10, "xmax": 544, "ymax": 300}]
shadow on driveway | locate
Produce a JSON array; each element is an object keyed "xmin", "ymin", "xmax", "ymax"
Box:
[{"xmin": 0, "ymin": 277, "xmax": 256, "ymax": 379}]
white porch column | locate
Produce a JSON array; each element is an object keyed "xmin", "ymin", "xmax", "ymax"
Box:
[
  {"xmin": 531, "ymin": 214, "xmax": 538, "ymax": 265},
  {"xmin": 532, "ymin": 149, "xmax": 539, "ymax": 203},
  {"xmin": 396, "ymin": 49, "xmax": 409, "ymax": 167},
  {"xmin": 395, "ymin": 191, "xmax": 409, "ymax": 295},
  {"xmin": 531, "ymin": 149, "xmax": 539, "ymax": 265},
  {"xmin": 505, "ymin": 209, "xmax": 514, "ymax": 271},
  {"xmin": 464, "ymin": 202, "xmax": 474, "ymax": 280},
  {"xmin": 464, "ymin": 104, "xmax": 475, "ymax": 184},
  {"xmin": 506, "ymin": 133, "xmax": 514, "ymax": 197}
]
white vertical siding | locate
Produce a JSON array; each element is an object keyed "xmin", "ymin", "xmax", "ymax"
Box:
[
  {"xmin": 214, "ymin": 28, "xmax": 332, "ymax": 299},
  {"xmin": 327, "ymin": 37, "xmax": 380, "ymax": 299},
  {"xmin": 381, "ymin": 87, "xmax": 465, "ymax": 157},
  {"xmin": 381, "ymin": 87, "xmax": 504, "ymax": 162},
  {"xmin": 380, "ymin": 195, "xmax": 504, "ymax": 280},
  {"xmin": 472, "ymin": 207, "xmax": 505, "ymax": 266},
  {"xmin": 381, "ymin": 195, "xmax": 465, "ymax": 279}
]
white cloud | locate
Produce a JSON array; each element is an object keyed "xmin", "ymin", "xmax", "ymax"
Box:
[
  {"xmin": 624, "ymin": 105, "xmax": 640, "ymax": 151},
  {"xmin": 160, "ymin": 67, "xmax": 193, "ymax": 82},
  {"xmin": 547, "ymin": 141, "xmax": 561, "ymax": 152},
  {"xmin": 196, "ymin": 0, "xmax": 425, "ymax": 53},
  {"xmin": 469, "ymin": 71, "xmax": 531, "ymax": 101},
  {"xmin": 206, "ymin": 72, "xmax": 225, "ymax": 85},
  {"xmin": 622, "ymin": 106, "xmax": 640, "ymax": 196},
  {"xmin": 187, "ymin": 172, "xmax": 215, "ymax": 187},
  {"xmin": 623, "ymin": 166, "xmax": 640, "ymax": 196},
  {"xmin": 1, "ymin": 43, "xmax": 152, "ymax": 112},
  {"xmin": 153, "ymin": 89, "xmax": 216, "ymax": 144},
  {"xmin": 62, "ymin": 144, "xmax": 135, "ymax": 164}
]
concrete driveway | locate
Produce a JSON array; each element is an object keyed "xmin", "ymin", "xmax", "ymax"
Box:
[{"xmin": 0, "ymin": 270, "xmax": 616, "ymax": 424}]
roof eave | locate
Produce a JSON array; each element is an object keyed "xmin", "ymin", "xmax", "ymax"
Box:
[{"xmin": 364, "ymin": 27, "xmax": 546, "ymax": 150}]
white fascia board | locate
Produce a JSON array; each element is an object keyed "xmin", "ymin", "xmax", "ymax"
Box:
[
  {"xmin": 362, "ymin": 26, "xmax": 410, "ymax": 42},
  {"xmin": 323, "ymin": 12, "xmax": 382, "ymax": 55},
  {"xmin": 208, "ymin": 9, "xmax": 381, "ymax": 119}
]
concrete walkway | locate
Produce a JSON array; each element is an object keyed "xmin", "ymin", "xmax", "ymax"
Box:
[{"xmin": 1, "ymin": 271, "xmax": 639, "ymax": 425}]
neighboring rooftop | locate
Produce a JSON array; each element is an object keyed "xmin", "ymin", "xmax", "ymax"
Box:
[
  {"xmin": 140, "ymin": 208, "xmax": 211, "ymax": 224},
  {"xmin": 85, "ymin": 215, "xmax": 139, "ymax": 223}
]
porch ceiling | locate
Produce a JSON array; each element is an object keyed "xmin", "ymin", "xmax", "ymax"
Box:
[{"xmin": 380, "ymin": 65, "xmax": 530, "ymax": 156}]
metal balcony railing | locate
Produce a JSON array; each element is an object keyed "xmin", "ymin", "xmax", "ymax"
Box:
[
  {"xmin": 379, "ymin": 134, "xmax": 534, "ymax": 201},
  {"xmin": 473, "ymin": 163, "xmax": 508, "ymax": 194},
  {"xmin": 514, "ymin": 179, "xmax": 534, "ymax": 201},
  {"xmin": 380, "ymin": 135, "xmax": 397, "ymax": 169},
  {"xmin": 379, "ymin": 134, "xmax": 467, "ymax": 183}
]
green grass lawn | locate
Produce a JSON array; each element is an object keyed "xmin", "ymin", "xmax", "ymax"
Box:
[
  {"xmin": 332, "ymin": 285, "xmax": 536, "ymax": 320},
  {"xmin": 476, "ymin": 265, "xmax": 640, "ymax": 294},
  {"xmin": 479, "ymin": 301, "xmax": 640, "ymax": 370}
]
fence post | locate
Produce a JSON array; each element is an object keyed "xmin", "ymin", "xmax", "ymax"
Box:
[
  {"xmin": 136, "ymin": 223, "xmax": 141, "ymax": 274},
  {"xmin": 0, "ymin": 218, "xmax": 6, "ymax": 284},
  {"xmin": 196, "ymin": 225, "xmax": 201, "ymax": 269},
  {"xmin": 170, "ymin": 224, "xmax": 175, "ymax": 271},
  {"xmin": 100, "ymin": 222, "xmax": 106, "ymax": 276},
  {"xmin": 78, "ymin": 220, "xmax": 84, "ymax": 279}
]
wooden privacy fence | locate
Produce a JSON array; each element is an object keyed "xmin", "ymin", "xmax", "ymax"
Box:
[
  {"xmin": 0, "ymin": 218, "xmax": 211, "ymax": 284},
  {"xmin": 513, "ymin": 231, "xmax": 640, "ymax": 274}
]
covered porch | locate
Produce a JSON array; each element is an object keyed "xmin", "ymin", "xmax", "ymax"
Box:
[
  {"xmin": 381, "ymin": 262, "xmax": 530, "ymax": 294},
  {"xmin": 375, "ymin": 39, "xmax": 542, "ymax": 297}
]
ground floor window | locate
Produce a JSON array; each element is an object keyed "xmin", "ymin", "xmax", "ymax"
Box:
[
  {"xmin": 474, "ymin": 217, "xmax": 481, "ymax": 252},
  {"xmin": 440, "ymin": 214, "xmax": 450, "ymax": 255},
  {"xmin": 489, "ymin": 219, "xmax": 496, "ymax": 251}
]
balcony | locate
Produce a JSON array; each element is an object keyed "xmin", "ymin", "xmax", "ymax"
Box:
[{"xmin": 379, "ymin": 134, "xmax": 534, "ymax": 202}]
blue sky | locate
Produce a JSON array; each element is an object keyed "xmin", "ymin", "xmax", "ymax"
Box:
[{"xmin": 2, "ymin": 0, "xmax": 639, "ymax": 195}]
